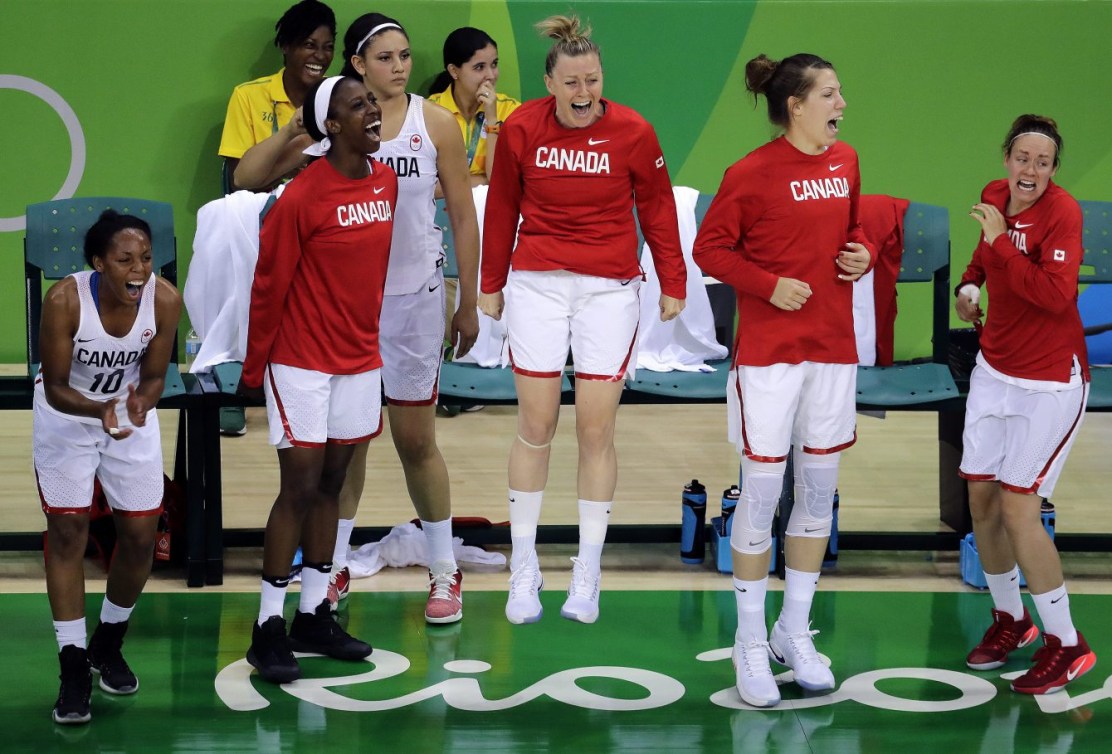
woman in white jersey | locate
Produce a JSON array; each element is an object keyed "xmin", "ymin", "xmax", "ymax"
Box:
[
  {"xmin": 35, "ymin": 210, "xmax": 181, "ymax": 725},
  {"xmin": 236, "ymin": 13, "xmax": 480, "ymax": 624}
]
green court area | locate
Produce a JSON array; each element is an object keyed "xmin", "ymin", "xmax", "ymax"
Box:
[{"xmin": 3, "ymin": 590, "xmax": 1108, "ymax": 752}]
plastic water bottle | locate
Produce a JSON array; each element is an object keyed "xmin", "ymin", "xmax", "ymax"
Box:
[
  {"xmin": 720, "ymin": 485, "xmax": 740, "ymax": 536},
  {"xmin": 681, "ymin": 480, "xmax": 707, "ymax": 564},
  {"xmin": 1041, "ymin": 498, "xmax": 1056, "ymax": 540},
  {"xmin": 823, "ymin": 490, "xmax": 840, "ymax": 568},
  {"xmin": 184, "ymin": 328, "xmax": 201, "ymax": 371}
]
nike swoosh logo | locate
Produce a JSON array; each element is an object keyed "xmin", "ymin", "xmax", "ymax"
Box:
[
  {"xmin": 1067, "ymin": 663, "xmax": 1085, "ymax": 681},
  {"xmin": 1050, "ymin": 595, "xmax": 1063, "ymax": 604},
  {"xmin": 428, "ymin": 284, "xmax": 441, "ymax": 293},
  {"xmin": 1014, "ymin": 222, "xmax": 1033, "ymax": 228},
  {"xmin": 509, "ymin": 497, "xmax": 516, "ymax": 503},
  {"xmin": 748, "ymin": 539, "xmax": 769, "ymax": 547},
  {"xmin": 76, "ymin": 337, "xmax": 95, "ymax": 343},
  {"xmin": 1010, "ymin": 575, "xmax": 1018, "ymax": 582},
  {"xmin": 805, "ymin": 527, "xmax": 824, "ymax": 533},
  {"xmin": 588, "ymin": 138, "xmax": 609, "ymax": 146},
  {"xmin": 374, "ymin": 187, "xmax": 385, "ymax": 195},
  {"xmin": 828, "ymin": 163, "xmax": 843, "ymax": 171},
  {"xmin": 734, "ymin": 586, "xmax": 747, "ymax": 593}
]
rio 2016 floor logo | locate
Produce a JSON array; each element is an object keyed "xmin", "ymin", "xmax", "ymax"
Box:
[{"xmin": 216, "ymin": 645, "xmax": 1110, "ymax": 715}]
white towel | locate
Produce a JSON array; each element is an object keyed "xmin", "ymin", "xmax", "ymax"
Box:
[
  {"xmin": 853, "ymin": 269, "xmax": 877, "ymax": 366},
  {"xmin": 345, "ymin": 523, "xmax": 506, "ymax": 579},
  {"xmin": 636, "ymin": 186, "xmax": 729, "ymax": 373},
  {"xmin": 182, "ymin": 189, "xmax": 276, "ymax": 372},
  {"xmin": 453, "ymin": 184, "xmax": 510, "ymax": 367}
]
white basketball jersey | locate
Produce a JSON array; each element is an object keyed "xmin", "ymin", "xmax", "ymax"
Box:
[
  {"xmin": 35, "ymin": 270, "xmax": 159, "ymax": 425},
  {"xmin": 374, "ymin": 94, "xmax": 443, "ymax": 295}
]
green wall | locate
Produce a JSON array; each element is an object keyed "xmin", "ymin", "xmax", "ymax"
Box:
[{"xmin": 2, "ymin": 0, "xmax": 1109, "ymax": 362}]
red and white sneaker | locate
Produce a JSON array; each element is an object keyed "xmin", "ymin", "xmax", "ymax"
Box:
[
  {"xmin": 966, "ymin": 608, "xmax": 1040, "ymax": 670},
  {"xmin": 326, "ymin": 566, "xmax": 351, "ymax": 613},
  {"xmin": 1012, "ymin": 632, "xmax": 1096, "ymax": 695},
  {"xmin": 425, "ymin": 561, "xmax": 463, "ymax": 624}
]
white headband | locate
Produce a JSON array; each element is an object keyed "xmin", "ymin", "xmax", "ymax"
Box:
[
  {"xmin": 1009, "ymin": 131, "xmax": 1058, "ymax": 149},
  {"xmin": 303, "ymin": 75, "xmax": 345, "ymax": 157},
  {"xmin": 355, "ymin": 22, "xmax": 402, "ymax": 56}
]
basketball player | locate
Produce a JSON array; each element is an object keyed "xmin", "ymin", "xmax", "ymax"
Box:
[
  {"xmin": 957, "ymin": 114, "xmax": 1096, "ymax": 695},
  {"xmin": 240, "ymin": 75, "xmax": 396, "ymax": 684},
  {"xmin": 235, "ymin": 14, "xmax": 481, "ymax": 625},
  {"xmin": 36, "ymin": 210, "xmax": 182, "ymax": 724},
  {"xmin": 692, "ymin": 53, "xmax": 874, "ymax": 707},
  {"xmin": 479, "ymin": 14, "xmax": 686, "ymax": 626}
]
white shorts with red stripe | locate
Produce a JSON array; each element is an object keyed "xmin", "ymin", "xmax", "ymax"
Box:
[
  {"xmin": 380, "ymin": 269, "xmax": 446, "ymax": 406},
  {"xmin": 33, "ymin": 400, "xmax": 164, "ymax": 515},
  {"xmin": 727, "ymin": 362, "xmax": 857, "ymax": 461},
  {"xmin": 264, "ymin": 364, "xmax": 383, "ymax": 450},
  {"xmin": 960, "ymin": 365, "xmax": 1087, "ymax": 497},
  {"xmin": 506, "ymin": 269, "xmax": 640, "ymax": 381}
]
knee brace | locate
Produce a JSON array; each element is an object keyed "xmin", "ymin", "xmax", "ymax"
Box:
[
  {"xmin": 785, "ymin": 450, "xmax": 840, "ymax": 539},
  {"xmin": 731, "ymin": 457, "xmax": 786, "ymax": 555}
]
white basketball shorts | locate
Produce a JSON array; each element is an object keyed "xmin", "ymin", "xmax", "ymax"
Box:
[
  {"xmin": 264, "ymin": 364, "xmax": 383, "ymax": 449},
  {"xmin": 505, "ymin": 269, "xmax": 640, "ymax": 381},
  {"xmin": 727, "ymin": 361, "xmax": 857, "ymax": 461},
  {"xmin": 960, "ymin": 365, "xmax": 1087, "ymax": 497},
  {"xmin": 380, "ymin": 269, "xmax": 446, "ymax": 405},
  {"xmin": 33, "ymin": 403, "xmax": 164, "ymax": 515}
]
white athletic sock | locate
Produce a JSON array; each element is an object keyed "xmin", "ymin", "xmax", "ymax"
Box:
[
  {"xmin": 576, "ymin": 500, "xmax": 611, "ymax": 573},
  {"xmin": 334, "ymin": 518, "xmax": 355, "ymax": 569},
  {"xmin": 299, "ymin": 563, "xmax": 332, "ymax": 614},
  {"xmin": 509, "ymin": 489, "xmax": 544, "ymax": 569},
  {"xmin": 780, "ymin": 567, "xmax": 820, "ymax": 634},
  {"xmin": 54, "ymin": 618, "xmax": 86, "ymax": 651},
  {"xmin": 258, "ymin": 580, "xmax": 288, "ymax": 626},
  {"xmin": 984, "ymin": 566, "xmax": 1024, "ymax": 620},
  {"xmin": 1032, "ymin": 585, "xmax": 1078, "ymax": 646},
  {"xmin": 734, "ymin": 576, "xmax": 768, "ymax": 643},
  {"xmin": 421, "ymin": 518, "xmax": 457, "ymax": 569},
  {"xmin": 99, "ymin": 597, "xmax": 134, "ymax": 625}
]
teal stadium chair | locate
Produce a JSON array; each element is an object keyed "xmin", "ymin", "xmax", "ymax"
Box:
[
  {"xmin": 24, "ymin": 197, "xmax": 186, "ymax": 399},
  {"xmin": 855, "ymin": 202, "xmax": 960, "ymax": 409},
  {"xmin": 626, "ymin": 191, "xmax": 733, "ymax": 401},
  {"xmin": 434, "ymin": 199, "xmax": 572, "ymax": 403},
  {"xmin": 1080, "ymin": 200, "xmax": 1112, "ymax": 410}
]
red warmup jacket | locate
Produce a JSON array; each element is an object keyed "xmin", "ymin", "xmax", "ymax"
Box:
[
  {"xmin": 482, "ymin": 96, "xmax": 686, "ymax": 299},
  {"xmin": 243, "ymin": 158, "xmax": 398, "ymax": 388},
  {"xmin": 959, "ymin": 179, "xmax": 1088, "ymax": 383},
  {"xmin": 693, "ymin": 137, "xmax": 876, "ymax": 367}
]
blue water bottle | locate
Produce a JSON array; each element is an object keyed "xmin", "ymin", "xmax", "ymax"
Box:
[
  {"xmin": 823, "ymin": 490, "xmax": 840, "ymax": 568},
  {"xmin": 1041, "ymin": 498, "xmax": 1056, "ymax": 540},
  {"xmin": 721, "ymin": 485, "xmax": 740, "ymax": 537},
  {"xmin": 681, "ymin": 480, "xmax": 707, "ymax": 564}
]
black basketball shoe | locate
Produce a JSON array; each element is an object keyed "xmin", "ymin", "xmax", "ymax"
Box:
[
  {"xmin": 88, "ymin": 620, "xmax": 139, "ymax": 694},
  {"xmin": 53, "ymin": 645, "xmax": 92, "ymax": 725},
  {"xmin": 289, "ymin": 600, "xmax": 373, "ymax": 660},
  {"xmin": 247, "ymin": 615, "xmax": 301, "ymax": 684}
]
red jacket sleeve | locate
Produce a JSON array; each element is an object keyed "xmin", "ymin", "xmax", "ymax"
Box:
[
  {"xmin": 481, "ymin": 117, "xmax": 525, "ymax": 294},
  {"xmin": 630, "ymin": 124, "xmax": 685, "ymax": 299},
  {"xmin": 960, "ymin": 242, "xmax": 988, "ymax": 291},
  {"xmin": 692, "ymin": 163, "xmax": 779, "ymax": 301},
  {"xmin": 242, "ymin": 190, "xmax": 307, "ymax": 388},
  {"xmin": 987, "ymin": 199, "xmax": 1083, "ymax": 314}
]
